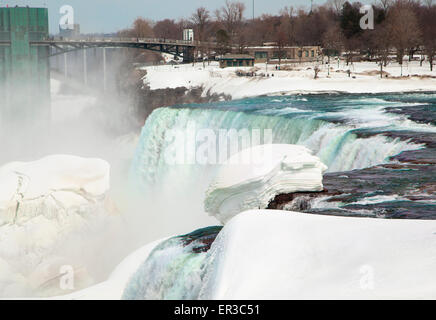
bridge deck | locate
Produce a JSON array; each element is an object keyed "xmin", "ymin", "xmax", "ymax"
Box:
[
  {"xmin": 0, "ymin": 37, "xmax": 215, "ymax": 62},
  {"xmin": 34, "ymin": 37, "xmax": 213, "ymax": 47}
]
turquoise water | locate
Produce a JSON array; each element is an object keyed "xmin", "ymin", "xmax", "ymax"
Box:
[
  {"xmin": 122, "ymin": 226, "xmax": 222, "ymax": 300},
  {"xmin": 130, "ymin": 92, "xmax": 436, "ymax": 218},
  {"xmin": 125, "ymin": 92, "xmax": 436, "ymax": 300}
]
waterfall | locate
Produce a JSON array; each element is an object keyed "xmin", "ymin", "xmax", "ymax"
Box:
[
  {"xmin": 122, "ymin": 226, "xmax": 222, "ymax": 300},
  {"xmin": 123, "ymin": 93, "xmax": 436, "ymax": 300},
  {"xmin": 130, "ymin": 104, "xmax": 423, "ymax": 188}
]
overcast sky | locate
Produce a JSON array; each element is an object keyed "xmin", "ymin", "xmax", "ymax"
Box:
[{"xmin": 2, "ymin": 0, "xmax": 372, "ymax": 34}]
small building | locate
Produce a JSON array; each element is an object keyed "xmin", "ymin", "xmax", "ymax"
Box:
[
  {"xmin": 219, "ymin": 54, "xmax": 255, "ymax": 68},
  {"xmin": 183, "ymin": 29, "xmax": 194, "ymax": 42},
  {"xmin": 245, "ymin": 46, "xmax": 321, "ymax": 63}
]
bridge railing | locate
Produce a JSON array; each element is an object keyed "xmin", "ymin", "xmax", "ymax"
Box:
[{"xmin": 40, "ymin": 36, "xmax": 215, "ymax": 47}]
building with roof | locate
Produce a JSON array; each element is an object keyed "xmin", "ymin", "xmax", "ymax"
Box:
[
  {"xmin": 245, "ymin": 46, "xmax": 321, "ymax": 63},
  {"xmin": 219, "ymin": 54, "xmax": 255, "ymax": 68}
]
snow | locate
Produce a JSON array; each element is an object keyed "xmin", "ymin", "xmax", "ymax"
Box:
[
  {"xmin": 0, "ymin": 155, "xmax": 110, "ymax": 224},
  {"xmin": 204, "ymin": 144, "xmax": 327, "ymax": 224},
  {"xmin": 55, "ymin": 209, "xmax": 436, "ymax": 300},
  {"xmin": 0, "ymin": 155, "xmax": 112, "ymax": 297},
  {"xmin": 55, "ymin": 237, "xmax": 168, "ymax": 300},
  {"xmin": 199, "ymin": 210, "xmax": 436, "ymax": 299},
  {"xmin": 143, "ymin": 60, "xmax": 436, "ymax": 99}
]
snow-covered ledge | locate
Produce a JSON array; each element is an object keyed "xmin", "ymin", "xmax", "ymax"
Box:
[
  {"xmin": 0, "ymin": 155, "xmax": 112, "ymax": 297},
  {"xmin": 0, "ymin": 155, "xmax": 110, "ymax": 224},
  {"xmin": 205, "ymin": 144, "xmax": 327, "ymax": 224},
  {"xmin": 199, "ymin": 210, "xmax": 436, "ymax": 299}
]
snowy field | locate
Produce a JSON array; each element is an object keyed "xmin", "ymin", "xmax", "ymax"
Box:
[{"xmin": 143, "ymin": 60, "xmax": 436, "ymax": 99}]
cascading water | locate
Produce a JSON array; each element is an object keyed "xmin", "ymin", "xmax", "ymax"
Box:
[
  {"xmin": 122, "ymin": 226, "xmax": 222, "ymax": 300},
  {"xmin": 126, "ymin": 92, "xmax": 436, "ymax": 299},
  {"xmin": 130, "ymin": 93, "xmax": 430, "ymax": 190}
]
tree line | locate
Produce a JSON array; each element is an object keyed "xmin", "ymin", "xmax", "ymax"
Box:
[{"xmin": 118, "ymin": 0, "xmax": 436, "ymax": 70}]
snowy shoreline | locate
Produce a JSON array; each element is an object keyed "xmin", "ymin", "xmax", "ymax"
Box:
[{"xmin": 143, "ymin": 60, "xmax": 436, "ymax": 100}]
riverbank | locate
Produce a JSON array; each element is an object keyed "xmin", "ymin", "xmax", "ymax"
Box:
[{"xmin": 142, "ymin": 60, "xmax": 436, "ymax": 100}]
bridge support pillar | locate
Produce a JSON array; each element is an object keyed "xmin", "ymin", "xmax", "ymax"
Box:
[
  {"xmin": 103, "ymin": 48, "xmax": 107, "ymax": 92},
  {"xmin": 183, "ymin": 47, "xmax": 195, "ymax": 64},
  {"xmin": 64, "ymin": 52, "xmax": 68, "ymax": 79},
  {"xmin": 83, "ymin": 49, "xmax": 88, "ymax": 85}
]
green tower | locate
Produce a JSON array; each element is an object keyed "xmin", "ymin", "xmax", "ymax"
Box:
[{"xmin": 0, "ymin": 7, "xmax": 50, "ymax": 133}]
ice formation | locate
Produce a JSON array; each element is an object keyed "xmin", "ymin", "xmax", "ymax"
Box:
[
  {"xmin": 204, "ymin": 144, "xmax": 327, "ymax": 223},
  {"xmin": 198, "ymin": 210, "xmax": 436, "ymax": 299},
  {"xmin": 0, "ymin": 155, "xmax": 112, "ymax": 297},
  {"xmin": 67, "ymin": 209, "xmax": 436, "ymax": 300},
  {"xmin": 0, "ymin": 155, "xmax": 110, "ymax": 224}
]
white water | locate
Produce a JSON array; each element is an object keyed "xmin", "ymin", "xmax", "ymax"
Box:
[
  {"xmin": 122, "ymin": 96, "xmax": 433, "ymax": 300},
  {"xmin": 129, "ymin": 104, "xmax": 424, "ymax": 228}
]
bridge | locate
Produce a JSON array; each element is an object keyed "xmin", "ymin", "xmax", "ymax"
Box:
[
  {"xmin": 0, "ymin": 37, "xmax": 213, "ymax": 62},
  {"xmin": 0, "ymin": 6, "xmax": 213, "ymax": 130},
  {"xmin": 0, "ymin": 36, "xmax": 207, "ymax": 88},
  {"xmin": 26, "ymin": 37, "xmax": 209, "ymax": 62}
]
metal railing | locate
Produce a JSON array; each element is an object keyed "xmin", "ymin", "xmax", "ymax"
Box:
[{"xmin": 35, "ymin": 36, "xmax": 215, "ymax": 47}]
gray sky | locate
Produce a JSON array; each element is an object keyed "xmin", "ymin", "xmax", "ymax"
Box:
[{"xmin": 2, "ymin": 0, "xmax": 372, "ymax": 34}]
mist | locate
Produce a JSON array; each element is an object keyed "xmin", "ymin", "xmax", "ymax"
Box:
[{"xmin": 0, "ymin": 47, "xmax": 218, "ymax": 298}]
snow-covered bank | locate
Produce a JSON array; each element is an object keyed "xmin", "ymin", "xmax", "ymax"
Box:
[
  {"xmin": 0, "ymin": 155, "xmax": 115, "ymax": 297},
  {"xmin": 63, "ymin": 209, "xmax": 436, "ymax": 300},
  {"xmin": 199, "ymin": 210, "xmax": 436, "ymax": 299},
  {"xmin": 205, "ymin": 144, "xmax": 327, "ymax": 224},
  {"xmin": 56, "ymin": 238, "xmax": 166, "ymax": 300},
  {"xmin": 143, "ymin": 61, "xmax": 436, "ymax": 99}
]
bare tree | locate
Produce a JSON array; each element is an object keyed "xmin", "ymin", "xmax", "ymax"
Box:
[
  {"xmin": 217, "ymin": 0, "xmax": 246, "ymax": 48},
  {"xmin": 132, "ymin": 18, "xmax": 154, "ymax": 38},
  {"xmin": 279, "ymin": 6, "xmax": 297, "ymax": 46},
  {"xmin": 373, "ymin": 22, "xmax": 392, "ymax": 77},
  {"xmin": 191, "ymin": 7, "xmax": 210, "ymax": 64},
  {"xmin": 153, "ymin": 19, "xmax": 180, "ymax": 39},
  {"xmin": 275, "ymin": 30, "xmax": 287, "ymax": 65},
  {"xmin": 191, "ymin": 7, "xmax": 210, "ymax": 42},
  {"xmin": 322, "ymin": 24, "xmax": 344, "ymax": 74},
  {"xmin": 386, "ymin": 2, "xmax": 421, "ymax": 71},
  {"xmin": 216, "ymin": 29, "xmax": 231, "ymax": 55},
  {"xmin": 420, "ymin": 5, "xmax": 436, "ymax": 70}
]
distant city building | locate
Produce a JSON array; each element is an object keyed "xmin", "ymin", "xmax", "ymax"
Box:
[
  {"xmin": 219, "ymin": 54, "xmax": 255, "ymax": 68},
  {"xmin": 0, "ymin": 6, "xmax": 50, "ymax": 129},
  {"xmin": 245, "ymin": 46, "xmax": 321, "ymax": 63},
  {"xmin": 183, "ymin": 29, "xmax": 194, "ymax": 42},
  {"xmin": 59, "ymin": 24, "xmax": 80, "ymax": 38}
]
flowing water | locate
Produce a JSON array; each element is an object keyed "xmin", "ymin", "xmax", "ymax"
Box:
[
  {"xmin": 131, "ymin": 91, "xmax": 436, "ymax": 219},
  {"xmin": 126, "ymin": 92, "xmax": 436, "ymax": 299}
]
